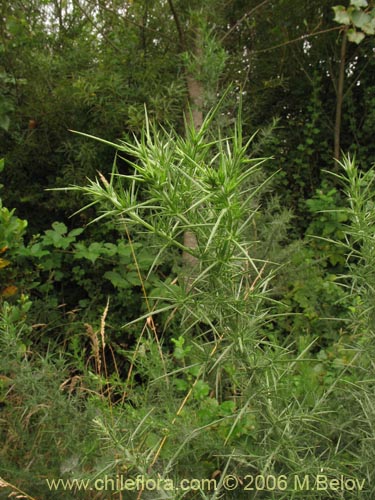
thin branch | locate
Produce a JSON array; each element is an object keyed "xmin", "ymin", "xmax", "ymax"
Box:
[
  {"xmin": 290, "ymin": 42, "xmax": 314, "ymax": 85},
  {"xmin": 74, "ymin": 0, "xmax": 175, "ymax": 51},
  {"xmin": 97, "ymin": 1, "xmax": 175, "ymax": 43},
  {"xmin": 167, "ymin": 0, "xmax": 186, "ymax": 50},
  {"xmin": 72, "ymin": 0, "xmax": 120, "ymax": 52},
  {"xmin": 220, "ymin": 0, "xmax": 271, "ymax": 42},
  {"xmin": 252, "ymin": 26, "xmax": 341, "ymax": 54},
  {"xmin": 344, "ymin": 58, "xmax": 371, "ymax": 99},
  {"xmin": 328, "ymin": 52, "xmax": 338, "ymax": 94}
]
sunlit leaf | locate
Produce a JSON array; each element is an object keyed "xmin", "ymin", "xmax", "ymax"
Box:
[
  {"xmin": 350, "ymin": 0, "xmax": 368, "ymax": 7},
  {"xmin": 332, "ymin": 6, "xmax": 351, "ymax": 25},
  {"xmin": 362, "ymin": 18, "xmax": 375, "ymax": 34},
  {"xmin": 351, "ymin": 9, "xmax": 371, "ymax": 29},
  {"xmin": 347, "ymin": 28, "xmax": 366, "ymax": 43}
]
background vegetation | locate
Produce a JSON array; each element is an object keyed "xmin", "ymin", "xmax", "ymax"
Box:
[{"xmin": 1, "ymin": 0, "xmax": 375, "ymax": 498}]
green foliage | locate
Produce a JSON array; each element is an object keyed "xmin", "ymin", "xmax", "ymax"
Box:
[
  {"xmin": 0, "ymin": 160, "xmax": 164, "ymax": 347},
  {"xmin": 182, "ymin": 16, "xmax": 227, "ymax": 107},
  {"xmin": 3, "ymin": 1, "xmax": 375, "ymax": 498},
  {"xmin": 0, "ymin": 297, "xmax": 104, "ymax": 500},
  {"xmin": 2, "ymin": 133, "xmax": 375, "ymax": 498},
  {"xmin": 0, "ymin": 0, "xmax": 186, "ymax": 228},
  {"xmin": 306, "ymin": 181, "xmax": 348, "ymax": 266},
  {"xmin": 38, "ymin": 106, "xmax": 372, "ymax": 499},
  {"xmin": 67, "ymin": 104, "xmax": 274, "ymax": 274},
  {"xmin": 323, "ymin": 154, "xmax": 375, "ymax": 490},
  {"xmin": 16, "ymin": 221, "xmax": 165, "ymax": 342},
  {"xmin": 0, "ymin": 165, "xmax": 28, "ymax": 298},
  {"xmin": 331, "ymin": 156, "xmax": 375, "ymax": 340},
  {"xmin": 258, "ymin": 70, "xmax": 332, "ymax": 230},
  {"xmin": 1, "ymin": 0, "xmax": 375, "ymax": 234},
  {"xmin": 333, "ymin": 0, "xmax": 375, "ymax": 43},
  {"xmin": 0, "ymin": 201, "xmax": 27, "ymax": 249},
  {"xmin": 0, "ymin": 70, "xmax": 16, "ymax": 132}
]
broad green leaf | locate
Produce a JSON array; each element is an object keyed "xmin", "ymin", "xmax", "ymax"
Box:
[
  {"xmin": 117, "ymin": 241, "xmax": 140, "ymax": 258},
  {"xmin": 51, "ymin": 221, "xmax": 68, "ymax": 235},
  {"xmin": 192, "ymin": 380, "xmax": 210, "ymax": 400},
  {"xmin": 362, "ymin": 18, "xmax": 375, "ymax": 34},
  {"xmin": 95, "ymin": 242, "xmax": 117, "ymax": 257},
  {"xmin": 68, "ymin": 227, "xmax": 84, "ymax": 238},
  {"xmin": 74, "ymin": 241, "xmax": 103, "ymax": 263},
  {"xmin": 332, "ymin": 6, "xmax": 351, "ymax": 25},
  {"xmin": 174, "ymin": 379, "xmax": 188, "ymax": 391},
  {"xmin": 27, "ymin": 242, "xmax": 50, "ymax": 258},
  {"xmin": 351, "ymin": 9, "xmax": 371, "ymax": 29},
  {"xmin": 189, "ymin": 365, "xmax": 201, "ymax": 377},
  {"xmin": 104, "ymin": 270, "xmax": 130, "ymax": 289},
  {"xmin": 171, "ymin": 335, "xmax": 192, "ymax": 359},
  {"xmin": 43, "ymin": 222, "xmax": 70, "ymax": 248},
  {"xmin": 85, "ymin": 242, "xmax": 104, "ymax": 263},
  {"xmin": 219, "ymin": 401, "xmax": 236, "ymax": 415},
  {"xmin": 347, "ymin": 28, "xmax": 366, "ymax": 43},
  {"xmin": 136, "ymin": 250, "xmax": 155, "ymax": 267},
  {"xmin": 350, "ymin": 0, "xmax": 368, "ymax": 7},
  {"xmin": 125, "ymin": 271, "xmax": 141, "ymax": 286}
]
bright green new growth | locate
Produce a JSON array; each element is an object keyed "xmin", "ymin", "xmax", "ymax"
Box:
[
  {"xmin": 65, "ymin": 102, "xmax": 279, "ymax": 353},
  {"xmin": 70, "ymin": 104, "xmax": 272, "ymax": 276}
]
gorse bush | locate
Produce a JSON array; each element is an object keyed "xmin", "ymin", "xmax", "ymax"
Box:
[
  {"xmin": 325, "ymin": 155, "xmax": 375, "ymax": 496},
  {"xmin": 2, "ymin": 122, "xmax": 375, "ymax": 498},
  {"xmin": 331, "ymin": 156, "xmax": 375, "ymax": 342},
  {"xmin": 46, "ymin": 107, "xmax": 372, "ymax": 498}
]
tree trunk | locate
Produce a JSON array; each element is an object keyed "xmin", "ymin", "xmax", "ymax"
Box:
[
  {"xmin": 186, "ymin": 74, "xmax": 204, "ymax": 130},
  {"xmin": 182, "ymin": 41, "xmax": 204, "ymax": 278},
  {"xmin": 167, "ymin": 0, "xmax": 205, "ymax": 282}
]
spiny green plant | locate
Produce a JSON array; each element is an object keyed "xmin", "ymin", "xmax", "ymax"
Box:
[
  {"xmin": 49, "ymin": 104, "xmax": 373, "ymax": 499},
  {"xmin": 316, "ymin": 153, "xmax": 375, "ymax": 496},
  {"xmin": 3, "ymin": 128, "xmax": 374, "ymax": 499},
  {"xmin": 328, "ymin": 154, "xmax": 375, "ymax": 344}
]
